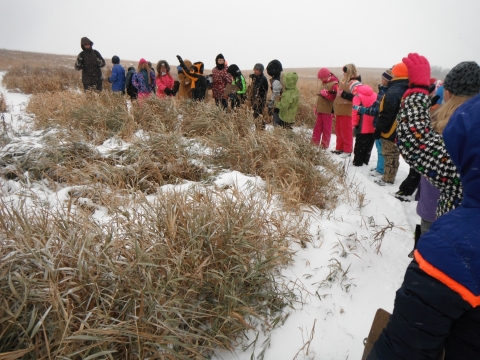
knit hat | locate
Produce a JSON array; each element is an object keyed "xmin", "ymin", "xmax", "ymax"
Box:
[
  {"xmin": 430, "ymin": 77, "xmax": 437, "ymax": 84},
  {"xmin": 318, "ymin": 68, "xmax": 330, "ymax": 79},
  {"xmin": 382, "ymin": 69, "xmax": 393, "ymax": 82},
  {"xmin": 392, "ymin": 62, "xmax": 408, "ymax": 78},
  {"xmin": 112, "ymin": 55, "xmax": 120, "ymax": 65},
  {"xmin": 139, "ymin": 58, "xmax": 147, "ymax": 65},
  {"xmin": 254, "ymin": 63, "xmax": 264, "ymax": 73},
  {"xmin": 266, "ymin": 59, "xmax": 283, "ymax": 77},
  {"xmin": 443, "ymin": 61, "xmax": 480, "ymax": 97}
]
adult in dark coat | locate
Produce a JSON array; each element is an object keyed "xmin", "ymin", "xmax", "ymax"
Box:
[
  {"xmin": 367, "ymin": 55, "xmax": 480, "ymax": 360},
  {"xmin": 74, "ymin": 37, "xmax": 106, "ymax": 92}
]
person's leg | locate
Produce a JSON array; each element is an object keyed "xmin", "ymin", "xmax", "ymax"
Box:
[
  {"xmin": 273, "ymin": 111, "xmax": 282, "ymax": 127},
  {"xmin": 312, "ymin": 113, "xmax": 323, "ymax": 145},
  {"xmin": 353, "ymin": 134, "xmax": 366, "ymax": 166},
  {"xmin": 381, "ymin": 139, "xmax": 396, "ymax": 183},
  {"xmin": 362, "ymin": 133, "xmax": 376, "ymax": 165},
  {"xmin": 321, "ymin": 113, "xmax": 333, "ymax": 149},
  {"xmin": 339, "ymin": 115, "xmax": 353, "ymax": 153},
  {"xmin": 398, "ymin": 168, "xmax": 421, "ymax": 195},
  {"xmin": 335, "ymin": 115, "xmax": 345, "ymax": 152},
  {"xmin": 420, "ymin": 218, "xmax": 434, "ymax": 234},
  {"xmin": 375, "ymin": 139, "xmax": 384, "ymax": 174}
]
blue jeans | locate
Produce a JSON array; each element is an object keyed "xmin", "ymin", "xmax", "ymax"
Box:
[{"xmin": 375, "ymin": 139, "xmax": 384, "ymax": 174}]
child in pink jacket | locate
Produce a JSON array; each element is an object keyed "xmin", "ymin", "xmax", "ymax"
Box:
[
  {"xmin": 312, "ymin": 68, "xmax": 339, "ymax": 149},
  {"xmin": 351, "ymin": 82, "xmax": 377, "ymax": 166},
  {"xmin": 155, "ymin": 60, "xmax": 175, "ymax": 98}
]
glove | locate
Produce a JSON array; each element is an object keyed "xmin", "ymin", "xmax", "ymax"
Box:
[
  {"xmin": 164, "ymin": 88, "xmax": 172, "ymax": 96},
  {"xmin": 176, "ymin": 55, "xmax": 185, "ymax": 68},
  {"xmin": 320, "ymin": 89, "xmax": 329, "ymax": 98},
  {"xmin": 402, "ymin": 53, "xmax": 431, "ymax": 97},
  {"xmin": 97, "ymin": 58, "xmax": 103, "ymax": 67},
  {"xmin": 430, "ymin": 95, "xmax": 440, "ymax": 106},
  {"xmin": 374, "ymin": 129, "xmax": 382, "ymax": 140},
  {"xmin": 352, "ymin": 105, "xmax": 360, "ymax": 111}
]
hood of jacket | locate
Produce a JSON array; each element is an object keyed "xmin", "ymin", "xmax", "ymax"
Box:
[
  {"xmin": 354, "ymin": 84, "xmax": 377, "ymax": 107},
  {"xmin": 443, "ymin": 93, "xmax": 480, "ymax": 207},
  {"xmin": 81, "ymin": 37, "xmax": 93, "ymax": 50},
  {"xmin": 156, "ymin": 60, "xmax": 170, "ymax": 73},
  {"xmin": 227, "ymin": 64, "xmax": 241, "ymax": 76},
  {"xmin": 284, "ymin": 72, "xmax": 298, "ymax": 90}
]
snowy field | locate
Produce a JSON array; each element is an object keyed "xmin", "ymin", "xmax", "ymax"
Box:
[{"xmin": 0, "ymin": 73, "xmax": 418, "ymax": 360}]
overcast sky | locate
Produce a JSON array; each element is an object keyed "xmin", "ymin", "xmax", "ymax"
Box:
[{"xmin": 1, "ymin": 0, "xmax": 479, "ymax": 71}]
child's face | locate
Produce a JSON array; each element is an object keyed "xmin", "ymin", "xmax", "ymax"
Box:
[
  {"xmin": 217, "ymin": 59, "xmax": 225, "ymax": 65},
  {"xmin": 254, "ymin": 69, "xmax": 261, "ymax": 76},
  {"xmin": 381, "ymin": 78, "xmax": 388, "ymax": 86}
]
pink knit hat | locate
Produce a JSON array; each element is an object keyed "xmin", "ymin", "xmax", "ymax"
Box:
[
  {"xmin": 139, "ymin": 58, "xmax": 147, "ymax": 65},
  {"xmin": 318, "ymin": 68, "xmax": 331, "ymax": 79}
]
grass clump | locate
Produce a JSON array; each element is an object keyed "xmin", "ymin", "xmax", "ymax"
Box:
[{"xmin": 0, "ymin": 186, "xmax": 299, "ymax": 359}]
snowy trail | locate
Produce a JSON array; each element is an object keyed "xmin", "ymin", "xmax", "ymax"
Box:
[{"xmin": 0, "ymin": 74, "xmax": 420, "ymax": 360}]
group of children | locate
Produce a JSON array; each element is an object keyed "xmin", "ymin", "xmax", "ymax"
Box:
[{"xmin": 102, "ymin": 50, "xmax": 300, "ymax": 129}]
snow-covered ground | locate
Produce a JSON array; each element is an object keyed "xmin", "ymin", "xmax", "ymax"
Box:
[{"xmin": 0, "ymin": 74, "xmax": 419, "ymax": 360}]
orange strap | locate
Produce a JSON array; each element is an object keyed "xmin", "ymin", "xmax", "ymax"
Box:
[{"xmin": 415, "ymin": 250, "xmax": 480, "ymax": 307}]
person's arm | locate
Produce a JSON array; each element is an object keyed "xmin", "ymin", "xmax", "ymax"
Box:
[
  {"xmin": 375, "ymin": 94, "xmax": 399, "ymax": 133},
  {"xmin": 74, "ymin": 52, "xmax": 83, "ymax": 71},
  {"xmin": 367, "ymin": 260, "xmax": 470, "ymax": 360},
  {"xmin": 351, "ymin": 96, "xmax": 361, "ymax": 126},
  {"xmin": 268, "ymin": 80, "xmax": 282, "ymax": 108},
  {"xmin": 108, "ymin": 66, "xmax": 117, "ymax": 83},
  {"xmin": 94, "ymin": 51, "xmax": 106, "ymax": 68}
]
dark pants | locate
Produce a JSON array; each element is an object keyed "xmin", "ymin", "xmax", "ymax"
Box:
[
  {"xmin": 253, "ymin": 102, "xmax": 266, "ymax": 130},
  {"xmin": 353, "ymin": 133, "xmax": 375, "ymax": 166},
  {"xmin": 398, "ymin": 168, "xmax": 421, "ymax": 195},
  {"xmin": 83, "ymin": 81, "xmax": 102, "ymax": 92},
  {"xmin": 231, "ymin": 94, "xmax": 246, "ymax": 109},
  {"xmin": 215, "ymin": 98, "xmax": 228, "ymax": 110},
  {"xmin": 273, "ymin": 111, "xmax": 293, "ymax": 129}
]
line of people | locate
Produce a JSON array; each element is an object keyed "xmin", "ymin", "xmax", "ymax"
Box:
[{"xmin": 74, "ymin": 37, "xmax": 299, "ymax": 129}]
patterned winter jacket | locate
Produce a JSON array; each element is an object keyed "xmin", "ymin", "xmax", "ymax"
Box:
[
  {"xmin": 211, "ymin": 66, "xmax": 232, "ymax": 100},
  {"xmin": 368, "ymin": 94, "xmax": 480, "ymax": 360},
  {"xmin": 132, "ymin": 69, "xmax": 156, "ymax": 94},
  {"xmin": 396, "ymin": 92, "xmax": 462, "ymax": 217}
]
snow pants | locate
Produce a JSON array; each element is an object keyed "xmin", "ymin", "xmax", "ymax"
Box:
[
  {"xmin": 312, "ymin": 112, "xmax": 333, "ymax": 149},
  {"xmin": 335, "ymin": 115, "xmax": 353, "ymax": 153},
  {"xmin": 353, "ymin": 133, "xmax": 375, "ymax": 166},
  {"xmin": 375, "ymin": 139, "xmax": 384, "ymax": 174}
]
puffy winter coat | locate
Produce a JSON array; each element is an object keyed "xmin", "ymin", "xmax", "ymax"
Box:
[
  {"xmin": 368, "ymin": 93, "xmax": 480, "ymax": 360},
  {"xmin": 108, "ymin": 64, "xmax": 126, "ymax": 92},
  {"xmin": 375, "ymin": 78, "xmax": 409, "ymax": 141},
  {"xmin": 155, "ymin": 73, "xmax": 174, "ymax": 98},
  {"xmin": 396, "ymin": 92, "xmax": 462, "ymax": 217},
  {"xmin": 276, "ymin": 72, "xmax": 299, "ymax": 123},
  {"xmin": 125, "ymin": 67, "xmax": 137, "ymax": 98},
  {"xmin": 74, "ymin": 37, "xmax": 106, "ymax": 87},
  {"xmin": 132, "ymin": 69, "xmax": 156, "ymax": 94},
  {"xmin": 212, "ymin": 66, "xmax": 232, "ymax": 100},
  {"xmin": 250, "ymin": 73, "xmax": 269, "ymax": 107},
  {"xmin": 352, "ymin": 84, "xmax": 377, "ymax": 134}
]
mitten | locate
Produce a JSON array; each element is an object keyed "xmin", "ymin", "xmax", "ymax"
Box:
[
  {"xmin": 430, "ymin": 95, "xmax": 440, "ymax": 106},
  {"xmin": 164, "ymin": 88, "xmax": 172, "ymax": 96},
  {"xmin": 320, "ymin": 89, "xmax": 329, "ymax": 98},
  {"xmin": 97, "ymin": 58, "xmax": 103, "ymax": 66},
  {"xmin": 352, "ymin": 105, "xmax": 360, "ymax": 111},
  {"xmin": 75, "ymin": 56, "xmax": 83, "ymax": 67},
  {"xmin": 402, "ymin": 53, "xmax": 431, "ymax": 96}
]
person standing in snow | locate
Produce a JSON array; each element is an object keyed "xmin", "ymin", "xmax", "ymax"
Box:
[
  {"xmin": 332, "ymin": 64, "xmax": 360, "ymax": 158},
  {"xmin": 74, "ymin": 37, "xmax": 106, "ymax": 92},
  {"xmin": 367, "ymin": 55, "xmax": 480, "ymax": 360},
  {"xmin": 155, "ymin": 60, "xmax": 174, "ymax": 98},
  {"xmin": 227, "ymin": 64, "xmax": 247, "ymax": 108},
  {"xmin": 248, "ymin": 63, "xmax": 269, "ymax": 128},
  {"xmin": 266, "ymin": 59, "xmax": 284, "ymax": 124},
  {"xmin": 273, "ymin": 72, "xmax": 299, "ymax": 129},
  {"xmin": 132, "ymin": 58, "xmax": 156, "ymax": 104},
  {"xmin": 312, "ymin": 68, "xmax": 339, "ymax": 149},
  {"xmin": 373, "ymin": 62, "xmax": 409, "ymax": 186},
  {"xmin": 211, "ymin": 54, "xmax": 232, "ymax": 110},
  {"xmin": 350, "ymin": 82, "xmax": 378, "ymax": 166},
  {"xmin": 108, "ymin": 55, "xmax": 125, "ymax": 94}
]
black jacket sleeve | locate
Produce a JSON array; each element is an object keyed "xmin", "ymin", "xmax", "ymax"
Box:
[
  {"xmin": 375, "ymin": 93, "xmax": 400, "ymax": 134},
  {"xmin": 367, "ymin": 260, "xmax": 471, "ymax": 360}
]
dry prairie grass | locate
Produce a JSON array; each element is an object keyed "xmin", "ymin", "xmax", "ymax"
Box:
[
  {"xmin": 0, "ymin": 49, "xmax": 353, "ymax": 359},
  {"xmin": 0, "ymin": 187, "xmax": 303, "ymax": 359}
]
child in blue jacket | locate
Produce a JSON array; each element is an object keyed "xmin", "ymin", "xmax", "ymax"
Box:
[{"xmin": 108, "ymin": 55, "xmax": 126, "ymax": 94}]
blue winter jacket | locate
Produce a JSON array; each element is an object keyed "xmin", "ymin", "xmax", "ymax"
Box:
[
  {"xmin": 368, "ymin": 93, "xmax": 480, "ymax": 360},
  {"xmin": 108, "ymin": 64, "xmax": 126, "ymax": 92}
]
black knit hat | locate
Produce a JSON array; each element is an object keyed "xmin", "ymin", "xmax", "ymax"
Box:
[
  {"xmin": 444, "ymin": 61, "xmax": 480, "ymax": 97},
  {"xmin": 266, "ymin": 60, "xmax": 283, "ymax": 77},
  {"xmin": 112, "ymin": 55, "xmax": 120, "ymax": 64},
  {"xmin": 227, "ymin": 64, "xmax": 241, "ymax": 76}
]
